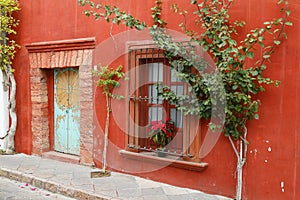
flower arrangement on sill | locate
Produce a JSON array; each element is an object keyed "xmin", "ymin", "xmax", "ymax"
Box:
[{"xmin": 148, "ymin": 120, "xmax": 175, "ymax": 151}]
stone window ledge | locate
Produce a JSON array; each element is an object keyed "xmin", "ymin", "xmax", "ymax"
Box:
[{"xmin": 119, "ymin": 150, "xmax": 208, "ymax": 172}]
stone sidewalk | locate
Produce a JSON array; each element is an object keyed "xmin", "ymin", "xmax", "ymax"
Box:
[{"xmin": 0, "ymin": 154, "xmax": 231, "ymax": 200}]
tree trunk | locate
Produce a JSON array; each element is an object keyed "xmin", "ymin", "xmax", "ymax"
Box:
[
  {"xmin": 0, "ymin": 65, "xmax": 17, "ymax": 154},
  {"xmin": 102, "ymin": 94, "xmax": 110, "ymax": 172},
  {"xmin": 236, "ymin": 157, "xmax": 244, "ymax": 200},
  {"xmin": 229, "ymin": 134, "xmax": 247, "ymax": 200},
  {"xmin": 0, "ymin": 70, "xmax": 9, "ymax": 150},
  {"xmin": 5, "ymin": 65, "xmax": 17, "ymax": 154}
]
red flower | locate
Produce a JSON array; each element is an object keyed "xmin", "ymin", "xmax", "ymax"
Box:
[{"xmin": 148, "ymin": 120, "xmax": 176, "ymax": 149}]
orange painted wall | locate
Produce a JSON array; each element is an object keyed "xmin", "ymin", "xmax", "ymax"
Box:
[{"xmin": 13, "ymin": 0, "xmax": 300, "ymax": 199}]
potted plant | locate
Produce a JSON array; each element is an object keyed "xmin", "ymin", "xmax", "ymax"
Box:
[{"xmin": 148, "ymin": 120, "xmax": 175, "ymax": 157}]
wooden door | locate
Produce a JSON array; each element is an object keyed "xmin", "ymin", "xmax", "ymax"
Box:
[{"xmin": 54, "ymin": 68, "xmax": 80, "ymax": 155}]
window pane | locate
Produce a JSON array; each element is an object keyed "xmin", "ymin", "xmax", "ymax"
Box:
[
  {"xmin": 148, "ymin": 85, "xmax": 162, "ymax": 104},
  {"xmin": 170, "ymin": 108, "xmax": 183, "ymax": 128},
  {"xmin": 148, "ymin": 63, "xmax": 163, "ymax": 82},
  {"xmin": 170, "ymin": 85, "xmax": 184, "ymax": 96},
  {"xmin": 171, "ymin": 68, "xmax": 179, "ymax": 82},
  {"xmin": 148, "ymin": 107, "xmax": 163, "ymax": 124}
]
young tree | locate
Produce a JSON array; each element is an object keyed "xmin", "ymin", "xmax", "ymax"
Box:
[
  {"xmin": 93, "ymin": 65, "xmax": 125, "ymax": 174},
  {"xmin": 0, "ymin": 0, "xmax": 20, "ymax": 154},
  {"xmin": 79, "ymin": 0, "xmax": 291, "ymax": 199}
]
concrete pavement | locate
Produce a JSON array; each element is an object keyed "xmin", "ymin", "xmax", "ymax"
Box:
[{"xmin": 0, "ymin": 154, "xmax": 231, "ymax": 200}]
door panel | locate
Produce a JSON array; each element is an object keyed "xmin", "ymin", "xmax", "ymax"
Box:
[{"xmin": 54, "ymin": 68, "xmax": 80, "ymax": 155}]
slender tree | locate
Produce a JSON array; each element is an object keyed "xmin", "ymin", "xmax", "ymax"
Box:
[
  {"xmin": 79, "ymin": 0, "xmax": 291, "ymax": 199},
  {"xmin": 0, "ymin": 0, "xmax": 20, "ymax": 154},
  {"xmin": 93, "ymin": 65, "xmax": 125, "ymax": 174}
]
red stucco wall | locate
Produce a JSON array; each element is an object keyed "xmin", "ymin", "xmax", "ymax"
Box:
[{"xmin": 13, "ymin": 0, "xmax": 300, "ymax": 199}]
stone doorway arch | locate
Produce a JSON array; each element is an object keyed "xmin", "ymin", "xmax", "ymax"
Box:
[{"xmin": 26, "ymin": 37, "xmax": 96, "ymax": 165}]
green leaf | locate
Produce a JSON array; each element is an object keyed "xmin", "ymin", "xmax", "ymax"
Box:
[
  {"xmin": 278, "ymin": 0, "xmax": 284, "ymax": 4},
  {"xmin": 254, "ymin": 114, "xmax": 259, "ymax": 120},
  {"xmin": 259, "ymin": 42, "xmax": 264, "ymax": 48},
  {"xmin": 84, "ymin": 11, "xmax": 91, "ymax": 17},
  {"xmin": 203, "ymin": 45, "xmax": 209, "ymax": 51},
  {"xmin": 260, "ymin": 65, "xmax": 267, "ymax": 70},
  {"xmin": 190, "ymin": 0, "xmax": 197, "ymax": 4},
  {"xmin": 251, "ymin": 71, "xmax": 258, "ymax": 76},
  {"xmin": 232, "ymin": 62, "xmax": 239, "ymax": 69},
  {"xmin": 136, "ymin": 24, "xmax": 145, "ymax": 30},
  {"xmin": 96, "ymin": 4, "xmax": 101, "ymax": 9},
  {"xmin": 285, "ymin": 21, "xmax": 293, "ymax": 26},
  {"xmin": 246, "ymin": 51, "xmax": 254, "ymax": 59},
  {"xmin": 274, "ymin": 40, "xmax": 281, "ymax": 45},
  {"xmin": 282, "ymin": 32, "xmax": 288, "ymax": 39},
  {"xmin": 238, "ymin": 54, "xmax": 246, "ymax": 61}
]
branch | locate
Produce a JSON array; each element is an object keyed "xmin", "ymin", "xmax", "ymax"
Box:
[
  {"xmin": 228, "ymin": 136, "xmax": 239, "ymax": 158},
  {"xmin": 79, "ymin": 0, "xmax": 147, "ymax": 30},
  {"xmin": 170, "ymin": 4, "xmax": 187, "ymax": 31},
  {"xmin": 109, "ymin": 23, "xmax": 118, "ymax": 50},
  {"xmin": 1, "ymin": 69, "xmax": 9, "ymax": 92},
  {"xmin": 0, "ymin": 131, "xmax": 8, "ymax": 140},
  {"xmin": 258, "ymin": 2, "xmax": 290, "ymax": 67},
  {"xmin": 242, "ymin": 126, "xmax": 248, "ymax": 159}
]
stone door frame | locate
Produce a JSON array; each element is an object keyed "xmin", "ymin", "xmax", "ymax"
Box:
[{"xmin": 26, "ymin": 37, "xmax": 96, "ymax": 164}]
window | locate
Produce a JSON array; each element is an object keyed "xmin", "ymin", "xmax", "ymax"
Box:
[{"xmin": 126, "ymin": 47, "xmax": 202, "ymax": 163}]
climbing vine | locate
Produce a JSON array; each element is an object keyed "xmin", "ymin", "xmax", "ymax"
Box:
[
  {"xmin": 79, "ymin": 0, "xmax": 291, "ymax": 199},
  {"xmin": 0, "ymin": 0, "xmax": 20, "ymax": 153}
]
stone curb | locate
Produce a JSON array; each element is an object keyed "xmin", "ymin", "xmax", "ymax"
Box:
[{"xmin": 0, "ymin": 167, "xmax": 113, "ymax": 200}]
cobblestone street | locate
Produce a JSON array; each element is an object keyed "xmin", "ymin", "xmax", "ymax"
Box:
[{"xmin": 0, "ymin": 177, "xmax": 74, "ymax": 200}]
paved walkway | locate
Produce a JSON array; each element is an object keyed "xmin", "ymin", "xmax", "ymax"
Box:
[
  {"xmin": 0, "ymin": 176, "xmax": 74, "ymax": 200},
  {"xmin": 0, "ymin": 154, "xmax": 231, "ymax": 200}
]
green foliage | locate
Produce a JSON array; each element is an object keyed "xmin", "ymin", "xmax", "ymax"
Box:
[
  {"xmin": 93, "ymin": 65, "xmax": 125, "ymax": 173},
  {"xmin": 93, "ymin": 65, "xmax": 125, "ymax": 99},
  {"xmin": 78, "ymin": 0, "xmax": 146, "ymax": 30},
  {"xmin": 80, "ymin": 0, "xmax": 291, "ymax": 140},
  {"xmin": 93, "ymin": 65, "xmax": 125, "ymax": 172},
  {"xmin": 152, "ymin": 0, "xmax": 291, "ymax": 139},
  {"xmin": 0, "ymin": 0, "xmax": 20, "ymax": 70},
  {"xmin": 151, "ymin": 0, "xmax": 167, "ymax": 28}
]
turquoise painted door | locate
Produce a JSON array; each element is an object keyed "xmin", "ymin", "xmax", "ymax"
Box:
[{"xmin": 54, "ymin": 68, "xmax": 80, "ymax": 155}]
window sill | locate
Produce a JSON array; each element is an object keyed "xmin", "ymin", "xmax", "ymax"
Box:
[{"xmin": 119, "ymin": 150, "xmax": 208, "ymax": 172}]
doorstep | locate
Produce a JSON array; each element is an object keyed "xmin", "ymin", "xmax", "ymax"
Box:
[{"xmin": 42, "ymin": 151, "xmax": 80, "ymax": 164}]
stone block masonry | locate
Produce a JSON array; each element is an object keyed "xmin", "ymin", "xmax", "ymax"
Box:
[{"xmin": 26, "ymin": 38, "xmax": 96, "ymax": 165}]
